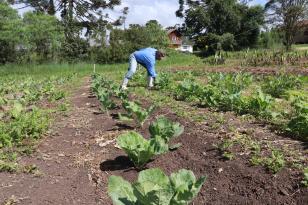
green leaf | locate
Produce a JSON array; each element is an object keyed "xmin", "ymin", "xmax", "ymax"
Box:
[
  {"xmin": 117, "ymin": 132, "xmax": 155, "ymax": 168},
  {"xmin": 118, "ymin": 113, "xmax": 134, "ymax": 122},
  {"xmin": 133, "ymin": 168, "xmax": 174, "ymax": 205},
  {"xmin": 150, "ymin": 135, "xmax": 169, "ymax": 154},
  {"xmin": 149, "ymin": 116, "xmax": 184, "ymax": 143},
  {"xmin": 108, "ymin": 176, "xmax": 136, "ymax": 205},
  {"xmin": 10, "ymin": 102, "xmax": 23, "ymax": 119},
  {"xmin": 170, "ymin": 169, "xmax": 206, "ymax": 205}
]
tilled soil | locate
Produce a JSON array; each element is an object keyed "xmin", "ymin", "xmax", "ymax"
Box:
[
  {"xmin": 93, "ymin": 106, "xmax": 308, "ymax": 205},
  {"xmin": 1, "ymin": 78, "xmax": 307, "ymax": 205}
]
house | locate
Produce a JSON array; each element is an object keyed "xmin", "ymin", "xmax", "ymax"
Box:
[
  {"xmin": 167, "ymin": 29, "xmax": 194, "ymax": 53},
  {"xmin": 294, "ymin": 20, "xmax": 308, "ymax": 44}
]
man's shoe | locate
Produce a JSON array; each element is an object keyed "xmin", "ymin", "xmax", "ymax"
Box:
[
  {"xmin": 121, "ymin": 86, "xmax": 128, "ymax": 90},
  {"xmin": 148, "ymin": 77, "xmax": 154, "ymax": 87}
]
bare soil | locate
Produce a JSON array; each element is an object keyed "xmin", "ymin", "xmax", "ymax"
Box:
[{"xmin": 1, "ymin": 77, "xmax": 307, "ymax": 205}]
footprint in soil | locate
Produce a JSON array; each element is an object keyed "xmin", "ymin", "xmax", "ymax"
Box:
[{"xmin": 100, "ymin": 156, "xmax": 134, "ymax": 171}]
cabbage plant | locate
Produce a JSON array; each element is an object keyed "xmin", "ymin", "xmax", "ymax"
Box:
[
  {"xmin": 149, "ymin": 116, "xmax": 184, "ymax": 153},
  {"xmin": 108, "ymin": 168, "xmax": 206, "ymax": 205},
  {"xmin": 120, "ymin": 100, "xmax": 155, "ymax": 127},
  {"xmin": 117, "ymin": 132, "xmax": 166, "ymax": 169}
]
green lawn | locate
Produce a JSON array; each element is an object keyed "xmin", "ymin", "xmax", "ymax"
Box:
[{"xmin": 294, "ymin": 44, "xmax": 308, "ymax": 50}]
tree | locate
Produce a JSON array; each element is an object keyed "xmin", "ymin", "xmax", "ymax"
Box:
[
  {"xmin": 144, "ymin": 20, "xmax": 169, "ymax": 49},
  {"xmin": 9, "ymin": 1, "xmax": 126, "ymax": 61},
  {"xmin": 176, "ymin": 0, "xmax": 264, "ymax": 54},
  {"xmin": 9, "ymin": 0, "xmax": 123, "ymax": 30},
  {"xmin": 0, "ymin": 1, "xmax": 23, "ymax": 64},
  {"xmin": 92, "ymin": 20, "xmax": 169, "ymax": 64},
  {"xmin": 23, "ymin": 12, "xmax": 64, "ymax": 62},
  {"xmin": 265, "ymin": 0, "xmax": 308, "ymax": 50}
]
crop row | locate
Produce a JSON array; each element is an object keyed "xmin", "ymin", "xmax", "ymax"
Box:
[
  {"xmin": 134, "ymin": 71, "xmax": 307, "ymax": 141},
  {"xmin": 91, "ymin": 73, "xmax": 206, "ymax": 204},
  {"xmin": 204, "ymin": 49, "xmax": 308, "ymax": 66},
  {"xmin": 131, "ymin": 71, "xmax": 308, "ymax": 184},
  {"xmin": 0, "ymin": 74, "xmax": 76, "ymax": 172}
]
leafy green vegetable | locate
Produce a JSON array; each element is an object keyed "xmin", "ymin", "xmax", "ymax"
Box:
[
  {"xmin": 121, "ymin": 100, "xmax": 155, "ymax": 127},
  {"xmin": 246, "ymin": 89, "xmax": 273, "ymax": 118},
  {"xmin": 10, "ymin": 102, "xmax": 23, "ymax": 119},
  {"xmin": 97, "ymin": 88, "xmax": 116, "ymax": 113},
  {"xmin": 287, "ymin": 99, "xmax": 308, "ymax": 141},
  {"xmin": 149, "ymin": 116, "xmax": 184, "ymax": 152},
  {"xmin": 116, "ymin": 132, "xmax": 155, "ymax": 169},
  {"xmin": 133, "ymin": 168, "xmax": 174, "ymax": 205},
  {"xmin": 262, "ymin": 74, "xmax": 302, "ymax": 98},
  {"xmin": 170, "ymin": 169, "xmax": 207, "ymax": 205},
  {"xmin": 149, "ymin": 135, "xmax": 169, "ymax": 154},
  {"xmin": 108, "ymin": 176, "xmax": 136, "ymax": 205},
  {"xmin": 149, "ymin": 116, "xmax": 184, "ymax": 141},
  {"xmin": 155, "ymin": 72, "xmax": 171, "ymax": 90},
  {"xmin": 108, "ymin": 168, "xmax": 206, "ymax": 205}
]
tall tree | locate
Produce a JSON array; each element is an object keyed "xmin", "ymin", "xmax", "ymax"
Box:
[
  {"xmin": 0, "ymin": 1, "xmax": 23, "ymax": 64},
  {"xmin": 265, "ymin": 0, "xmax": 308, "ymax": 50},
  {"xmin": 8, "ymin": 0, "xmax": 123, "ymax": 31},
  {"xmin": 176, "ymin": 0, "xmax": 264, "ymax": 54},
  {"xmin": 23, "ymin": 12, "xmax": 64, "ymax": 62}
]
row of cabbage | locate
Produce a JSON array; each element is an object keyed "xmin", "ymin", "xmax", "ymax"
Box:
[
  {"xmin": 0, "ymin": 74, "xmax": 76, "ymax": 171},
  {"xmin": 91, "ymin": 73, "xmax": 206, "ymax": 205},
  {"xmin": 204, "ymin": 49, "xmax": 308, "ymax": 66},
  {"xmin": 134, "ymin": 71, "xmax": 307, "ymax": 141}
]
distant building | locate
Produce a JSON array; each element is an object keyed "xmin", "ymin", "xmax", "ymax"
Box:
[
  {"xmin": 167, "ymin": 29, "xmax": 194, "ymax": 53},
  {"xmin": 294, "ymin": 20, "xmax": 308, "ymax": 44}
]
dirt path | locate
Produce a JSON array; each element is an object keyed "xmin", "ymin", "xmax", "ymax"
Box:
[{"xmin": 0, "ymin": 77, "xmax": 116, "ymax": 205}]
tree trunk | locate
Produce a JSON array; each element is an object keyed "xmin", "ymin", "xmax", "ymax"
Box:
[{"xmin": 48, "ymin": 0, "xmax": 56, "ymax": 15}]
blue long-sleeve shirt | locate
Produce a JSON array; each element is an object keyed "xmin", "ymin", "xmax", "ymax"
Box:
[{"xmin": 133, "ymin": 48, "xmax": 157, "ymax": 77}]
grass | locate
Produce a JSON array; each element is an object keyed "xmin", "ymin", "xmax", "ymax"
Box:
[
  {"xmin": 294, "ymin": 44, "xmax": 308, "ymax": 50},
  {"xmin": 0, "ymin": 50, "xmax": 204, "ymax": 78}
]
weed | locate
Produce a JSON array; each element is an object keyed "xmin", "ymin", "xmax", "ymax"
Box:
[
  {"xmin": 301, "ymin": 167, "xmax": 308, "ymax": 187},
  {"xmin": 216, "ymin": 139, "xmax": 235, "ymax": 160},
  {"xmin": 264, "ymin": 149, "xmax": 286, "ymax": 173},
  {"xmin": 0, "ymin": 160, "xmax": 18, "ymax": 172},
  {"xmin": 250, "ymin": 155, "xmax": 263, "ymax": 166}
]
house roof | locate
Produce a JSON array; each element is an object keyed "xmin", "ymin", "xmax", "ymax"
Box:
[
  {"xmin": 299, "ymin": 20, "xmax": 308, "ymax": 27},
  {"xmin": 167, "ymin": 29, "xmax": 182, "ymax": 36}
]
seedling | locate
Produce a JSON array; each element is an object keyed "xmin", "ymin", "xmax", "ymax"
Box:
[
  {"xmin": 120, "ymin": 100, "xmax": 155, "ymax": 127},
  {"xmin": 265, "ymin": 149, "xmax": 285, "ymax": 173},
  {"xmin": 149, "ymin": 116, "xmax": 184, "ymax": 153}
]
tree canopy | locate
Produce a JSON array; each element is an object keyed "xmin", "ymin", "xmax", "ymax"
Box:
[
  {"xmin": 176, "ymin": 0, "xmax": 265, "ymax": 54},
  {"xmin": 0, "ymin": 1, "xmax": 23, "ymax": 63},
  {"xmin": 265, "ymin": 0, "xmax": 308, "ymax": 50}
]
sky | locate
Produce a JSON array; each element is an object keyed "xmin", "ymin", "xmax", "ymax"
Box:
[{"xmin": 15, "ymin": 0, "xmax": 268, "ymax": 28}]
